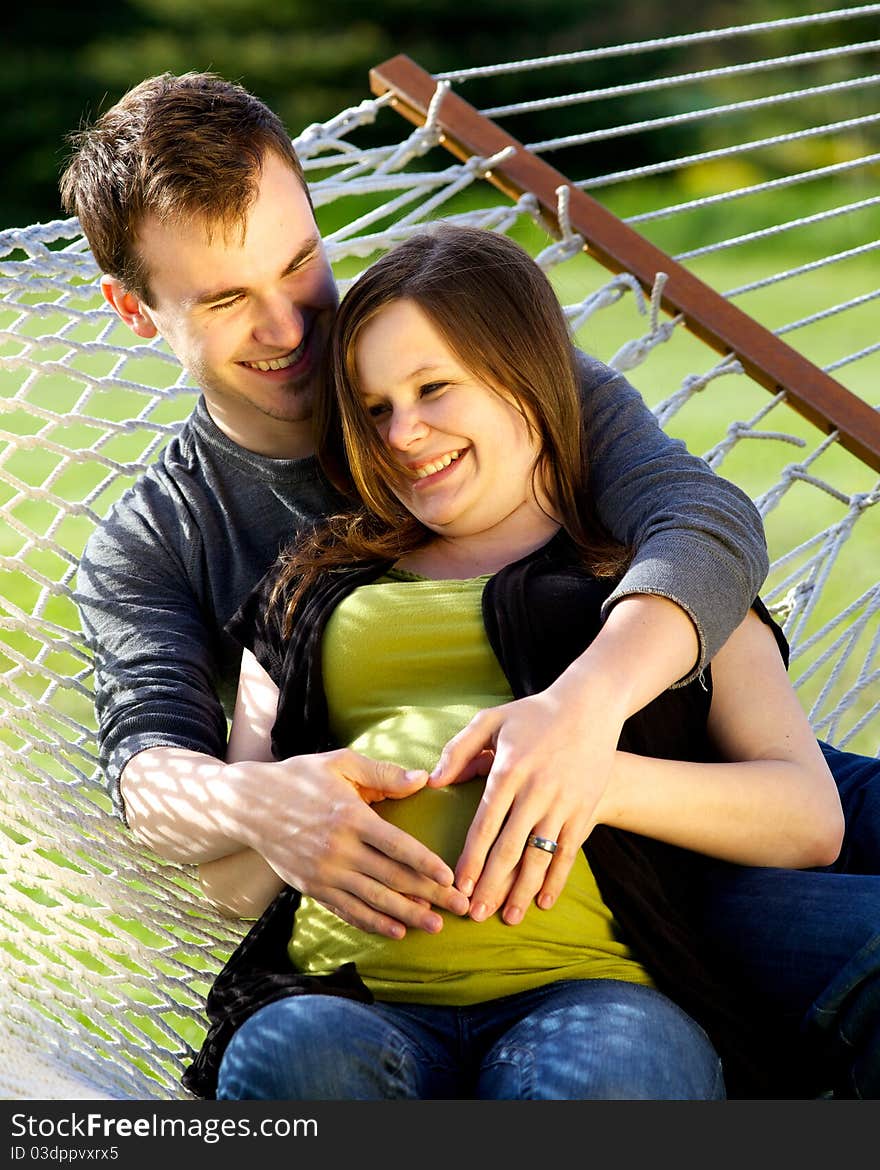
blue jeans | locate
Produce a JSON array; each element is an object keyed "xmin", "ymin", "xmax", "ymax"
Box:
[
  {"xmin": 695, "ymin": 742, "xmax": 880, "ymax": 1099},
  {"xmin": 216, "ymin": 978, "xmax": 725, "ymax": 1100}
]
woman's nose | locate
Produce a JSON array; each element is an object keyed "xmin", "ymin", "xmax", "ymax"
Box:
[{"xmin": 386, "ymin": 404, "xmax": 429, "ymax": 450}]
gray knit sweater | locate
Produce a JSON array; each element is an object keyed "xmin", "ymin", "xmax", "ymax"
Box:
[{"xmin": 75, "ymin": 352, "xmax": 768, "ymax": 812}]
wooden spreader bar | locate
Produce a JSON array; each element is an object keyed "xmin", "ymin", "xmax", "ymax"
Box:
[{"xmin": 370, "ymin": 54, "xmax": 880, "ymax": 474}]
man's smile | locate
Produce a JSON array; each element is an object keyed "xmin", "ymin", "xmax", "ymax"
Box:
[{"xmin": 240, "ymin": 337, "xmax": 307, "ymax": 372}]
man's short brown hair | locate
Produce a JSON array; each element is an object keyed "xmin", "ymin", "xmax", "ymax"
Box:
[{"xmin": 59, "ymin": 71, "xmax": 310, "ymax": 304}]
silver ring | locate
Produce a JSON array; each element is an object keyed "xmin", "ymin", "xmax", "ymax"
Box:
[{"xmin": 526, "ymin": 834, "xmax": 558, "ymax": 855}]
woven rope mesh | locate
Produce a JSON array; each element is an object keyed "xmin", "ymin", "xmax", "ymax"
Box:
[{"xmin": 1, "ymin": 8, "xmax": 878, "ymax": 1099}]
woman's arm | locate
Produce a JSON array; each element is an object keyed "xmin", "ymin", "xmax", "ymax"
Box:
[
  {"xmin": 431, "ymin": 591, "xmax": 700, "ymax": 922},
  {"xmin": 592, "ymin": 609, "xmax": 845, "ymax": 867},
  {"xmin": 197, "ymin": 650, "xmax": 287, "ymax": 918},
  {"xmin": 450, "ymin": 607, "xmax": 844, "ymax": 926}
]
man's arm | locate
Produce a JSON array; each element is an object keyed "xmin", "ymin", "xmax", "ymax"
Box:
[
  {"xmin": 121, "ymin": 647, "xmax": 471, "ymax": 932},
  {"xmin": 121, "ymin": 744, "xmax": 469, "ymax": 934},
  {"xmin": 76, "ymin": 493, "xmax": 230, "ymax": 820},
  {"xmin": 577, "ymin": 350, "xmax": 769, "ymax": 677},
  {"xmin": 194, "ymin": 648, "xmax": 469, "ymax": 930},
  {"xmin": 79, "ymin": 503, "xmax": 468, "ymax": 936}
]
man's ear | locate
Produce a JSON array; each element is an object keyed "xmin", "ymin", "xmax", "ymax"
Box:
[{"xmin": 100, "ymin": 275, "xmax": 159, "ymax": 339}]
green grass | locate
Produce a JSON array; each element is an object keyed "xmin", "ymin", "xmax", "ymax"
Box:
[
  {"xmin": 1, "ymin": 241, "xmax": 877, "ymax": 748},
  {"xmin": 1, "ymin": 233, "xmax": 877, "ymax": 1094}
]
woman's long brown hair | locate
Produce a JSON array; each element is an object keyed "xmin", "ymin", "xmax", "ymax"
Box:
[{"xmin": 273, "ymin": 224, "xmax": 628, "ymax": 632}]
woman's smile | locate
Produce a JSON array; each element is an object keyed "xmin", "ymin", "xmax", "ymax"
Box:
[
  {"xmin": 355, "ymin": 299, "xmax": 552, "ymax": 544},
  {"xmin": 409, "ymin": 448, "xmax": 467, "ymax": 485}
]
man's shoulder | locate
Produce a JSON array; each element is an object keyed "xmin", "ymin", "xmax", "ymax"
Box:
[
  {"xmin": 572, "ymin": 348, "xmax": 649, "ymax": 425},
  {"xmin": 78, "ymin": 408, "xmax": 337, "ymax": 574},
  {"xmin": 573, "ymin": 347, "xmax": 614, "ymax": 384},
  {"xmin": 79, "ymin": 417, "xmax": 216, "ymax": 562}
]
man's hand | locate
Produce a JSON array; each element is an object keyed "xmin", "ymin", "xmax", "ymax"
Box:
[
  {"xmin": 246, "ymin": 748, "xmax": 471, "ymax": 937},
  {"xmin": 122, "ymin": 745, "xmax": 470, "ymax": 938}
]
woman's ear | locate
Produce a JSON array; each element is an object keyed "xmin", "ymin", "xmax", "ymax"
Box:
[{"xmin": 100, "ymin": 275, "xmax": 158, "ymax": 339}]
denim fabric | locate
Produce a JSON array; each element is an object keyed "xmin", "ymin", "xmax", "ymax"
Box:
[
  {"xmin": 216, "ymin": 978, "xmax": 724, "ymax": 1101},
  {"xmin": 819, "ymin": 741, "xmax": 880, "ymax": 875},
  {"xmin": 696, "ymin": 742, "xmax": 880, "ymax": 1099},
  {"xmin": 214, "ymin": 743, "xmax": 880, "ymax": 1102}
]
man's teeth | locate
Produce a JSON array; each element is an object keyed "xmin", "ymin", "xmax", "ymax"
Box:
[
  {"xmin": 415, "ymin": 451, "xmax": 462, "ymax": 479},
  {"xmin": 243, "ymin": 345, "xmax": 303, "ymax": 371}
]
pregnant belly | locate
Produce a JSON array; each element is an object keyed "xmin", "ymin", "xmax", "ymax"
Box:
[{"xmin": 288, "ymin": 782, "xmax": 651, "ymax": 1004}]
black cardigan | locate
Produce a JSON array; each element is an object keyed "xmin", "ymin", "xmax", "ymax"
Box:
[{"xmin": 183, "ymin": 532, "xmax": 807, "ymax": 1100}]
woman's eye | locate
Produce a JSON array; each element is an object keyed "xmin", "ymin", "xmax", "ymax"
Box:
[
  {"xmin": 420, "ymin": 381, "xmax": 447, "ymax": 397},
  {"xmin": 366, "ymin": 402, "xmax": 390, "ymax": 418}
]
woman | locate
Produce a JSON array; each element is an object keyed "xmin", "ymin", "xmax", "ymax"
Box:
[{"xmin": 185, "ymin": 225, "xmax": 843, "ymax": 1101}]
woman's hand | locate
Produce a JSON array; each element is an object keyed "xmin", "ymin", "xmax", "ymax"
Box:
[
  {"xmin": 429, "ymin": 593, "xmax": 700, "ymax": 925},
  {"xmin": 428, "ymin": 675, "xmax": 621, "ymax": 924}
]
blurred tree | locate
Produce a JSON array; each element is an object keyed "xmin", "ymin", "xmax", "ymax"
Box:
[
  {"xmin": 9, "ymin": 0, "xmax": 621, "ymax": 227},
  {"xmin": 2, "ymin": 1, "xmax": 133, "ymax": 228},
  {"xmin": 2, "ymin": 0, "xmax": 874, "ymax": 228}
]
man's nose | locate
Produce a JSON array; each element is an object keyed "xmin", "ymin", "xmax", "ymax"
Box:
[{"xmin": 253, "ymin": 296, "xmax": 304, "ymax": 349}]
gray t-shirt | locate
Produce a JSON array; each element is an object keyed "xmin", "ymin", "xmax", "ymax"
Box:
[{"xmin": 75, "ymin": 353, "xmax": 768, "ymax": 812}]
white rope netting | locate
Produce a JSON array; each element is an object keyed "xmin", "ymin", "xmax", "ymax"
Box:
[{"xmin": 1, "ymin": 7, "xmax": 878, "ymax": 1100}]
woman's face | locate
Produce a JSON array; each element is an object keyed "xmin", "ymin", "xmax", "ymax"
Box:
[{"xmin": 353, "ymin": 298, "xmax": 551, "ymax": 542}]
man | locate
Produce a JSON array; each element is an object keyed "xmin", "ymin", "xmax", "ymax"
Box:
[{"xmin": 61, "ymin": 72, "xmax": 878, "ymax": 1097}]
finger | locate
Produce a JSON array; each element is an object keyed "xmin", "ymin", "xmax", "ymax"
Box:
[
  {"xmin": 452, "ymin": 776, "xmax": 518, "ymax": 897},
  {"xmin": 536, "ymin": 832, "xmax": 580, "ymax": 911},
  {"xmin": 466, "ymin": 805, "xmax": 541, "ymax": 920},
  {"xmin": 470, "ymin": 804, "xmax": 559, "ymax": 912},
  {"xmin": 427, "ymin": 749, "xmax": 495, "ymax": 788},
  {"xmin": 344, "ymin": 868, "xmax": 457, "ymax": 935},
  {"xmin": 429, "ymin": 710, "xmax": 503, "ymax": 785},
  {"xmin": 359, "ymin": 844, "xmax": 470, "ymax": 918},
  {"xmin": 360, "ymin": 810, "xmax": 457, "ymax": 889},
  {"xmin": 502, "ymin": 828, "xmax": 567, "ymax": 924},
  {"xmin": 321, "ymin": 889, "xmax": 413, "ymax": 940},
  {"xmin": 344, "ymin": 752, "xmax": 429, "ymax": 802}
]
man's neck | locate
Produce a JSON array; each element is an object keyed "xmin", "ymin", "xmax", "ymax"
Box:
[{"xmin": 203, "ymin": 400, "xmax": 316, "ymax": 460}]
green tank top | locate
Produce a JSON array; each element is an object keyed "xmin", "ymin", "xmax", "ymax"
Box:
[{"xmin": 289, "ymin": 570, "xmax": 652, "ymax": 1004}]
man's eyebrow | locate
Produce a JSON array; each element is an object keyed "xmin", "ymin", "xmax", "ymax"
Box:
[{"xmin": 189, "ymin": 237, "xmax": 322, "ymax": 307}]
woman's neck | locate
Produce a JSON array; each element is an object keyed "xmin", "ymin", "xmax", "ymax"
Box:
[{"xmin": 395, "ymin": 515, "xmax": 562, "ymax": 580}]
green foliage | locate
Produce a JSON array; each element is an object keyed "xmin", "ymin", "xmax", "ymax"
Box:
[{"xmin": 5, "ymin": 1, "xmax": 874, "ymax": 230}]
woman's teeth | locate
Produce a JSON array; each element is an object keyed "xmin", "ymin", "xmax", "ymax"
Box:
[{"xmin": 415, "ymin": 450, "xmax": 462, "ymax": 479}]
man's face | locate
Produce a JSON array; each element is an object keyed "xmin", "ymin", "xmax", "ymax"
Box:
[{"xmin": 130, "ymin": 151, "xmax": 339, "ymax": 458}]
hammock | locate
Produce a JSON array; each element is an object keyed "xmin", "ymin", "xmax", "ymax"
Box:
[{"xmin": 1, "ymin": 6, "xmax": 878, "ymax": 1100}]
